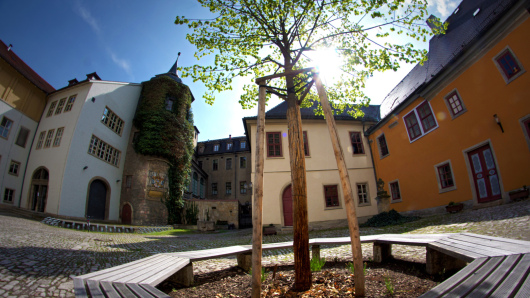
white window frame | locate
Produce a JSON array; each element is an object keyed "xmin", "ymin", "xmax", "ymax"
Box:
[
  {"xmin": 403, "ymin": 100, "xmax": 438, "ymax": 143},
  {"xmin": 389, "ymin": 179, "xmax": 402, "ymax": 203},
  {"xmin": 443, "ymin": 89, "xmax": 467, "ymax": 119},
  {"xmin": 53, "ymin": 127, "xmax": 65, "ymax": 147},
  {"xmin": 356, "ymin": 182, "xmax": 371, "ymax": 206},
  {"xmin": 493, "ymin": 46, "xmax": 526, "ymax": 84},
  {"xmin": 63, "ymin": 94, "xmax": 77, "ymax": 112},
  {"xmin": 434, "ymin": 160, "xmax": 457, "ymax": 193}
]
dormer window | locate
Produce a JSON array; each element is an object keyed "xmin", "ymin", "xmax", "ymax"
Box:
[
  {"xmin": 213, "ymin": 144, "xmax": 219, "ymax": 151},
  {"xmin": 240, "ymin": 141, "xmax": 246, "ymax": 149},
  {"xmin": 199, "ymin": 146, "xmax": 204, "ymax": 154},
  {"xmin": 227, "ymin": 143, "xmax": 233, "ymax": 150}
]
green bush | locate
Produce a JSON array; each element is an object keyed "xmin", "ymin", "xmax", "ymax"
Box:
[
  {"xmin": 361, "ymin": 209, "xmax": 420, "ymax": 228},
  {"xmin": 310, "ymin": 257, "xmax": 326, "ymax": 272}
]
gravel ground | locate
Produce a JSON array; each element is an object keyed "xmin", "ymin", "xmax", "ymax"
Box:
[{"xmin": 0, "ymin": 199, "xmax": 529, "ymax": 297}]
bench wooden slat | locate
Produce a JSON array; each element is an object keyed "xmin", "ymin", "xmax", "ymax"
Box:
[
  {"xmin": 466, "ymin": 254, "xmax": 521, "ymax": 298},
  {"xmin": 514, "ymin": 267, "xmax": 530, "ymax": 298},
  {"xmin": 490, "ymin": 253, "xmax": 530, "ymax": 297},
  {"xmin": 435, "ymin": 238, "xmax": 510, "ymax": 257},
  {"xmin": 461, "ymin": 233, "xmax": 530, "ymax": 248},
  {"xmin": 86, "ymin": 279, "xmax": 105, "ymax": 298},
  {"xmin": 171, "ymin": 246, "xmax": 251, "ymax": 261},
  {"xmin": 139, "ymin": 259, "xmax": 193, "ymax": 286},
  {"xmin": 89, "ymin": 255, "xmax": 175, "ymax": 282},
  {"xmin": 449, "ymin": 234, "xmax": 530, "ymax": 255},
  {"xmin": 73, "ymin": 278, "xmax": 88, "ymax": 298},
  {"xmin": 428, "ymin": 241, "xmax": 488, "ymax": 262},
  {"xmin": 114, "ymin": 282, "xmax": 137, "ymax": 298},
  {"xmin": 109, "ymin": 256, "xmax": 186, "ymax": 283},
  {"xmin": 139, "ymin": 284, "xmax": 172, "ymax": 298},
  {"xmin": 419, "ymin": 257, "xmax": 489, "ymax": 298},
  {"xmin": 443, "ymin": 256, "xmax": 505, "ymax": 298},
  {"xmin": 262, "ymin": 242, "xmax": 294, "ymax": 250},
  {"xmin": 126, "ymin": 283, "xmax": 161, "ymax": 298},
  {"xmin": 79, "ymin": 254, "xmax": 168, "ymax": 280},
  {"xmin": 123, "ymin": 257, "xmax": 189, "ymax": 284},
  {"xmin": 100, "ymin": 281, "xmax": 121, "ymax": 298}
]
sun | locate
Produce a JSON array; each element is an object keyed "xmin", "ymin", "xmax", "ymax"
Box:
[{"xmin": 306, "ymin": 48, "xmax": 344, "ymax": 82}]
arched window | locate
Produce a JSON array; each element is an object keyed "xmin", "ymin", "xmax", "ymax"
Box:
[
  {"xmin": 192, "ymin": 172, "xmax": 199, "ymax": 196},
  {"xmin": 200, "ymin": 178, "xmax": 205, "ymax": 199}
]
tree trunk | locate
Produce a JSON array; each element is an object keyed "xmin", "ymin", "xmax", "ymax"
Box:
[{"xmin": 285, "ymin": 74, "xmax": 311, "ymax": 291}]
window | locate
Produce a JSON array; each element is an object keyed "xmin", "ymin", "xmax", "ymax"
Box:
[
  {"xmin": 435, "ymin": 162, "xmax": 456, "ymax": 192},
  {"xmin": 101, "ymin": 107, "xmax": 124, "ymax": 136},
  {"xmin": 200, "ymin": 178, "xmax": 205, "ymax": 198},
  {"xmin": 240, "ymin": 181, "xmax": 247, "ymax": 194},
  {"xmin": 324, "ymin": 185, "xmax": 340, "ymax": 207},
  {"xmin": 53, "ymin": 127, "xmax": 64, "ymax": 147},
  {"xmin": 377, "ymin": 134, "xmax": 389, "ymax": 158},
  {"xmin": 303, "ymin": 131, "xmax": 310, "ymax": 156},
  {"xmin": 0, "ymin": 117, "xmax": 13, "ymax": 139},
  {"xmin": 226, "ymin": 182, "xmax": 232, "ymax": 195},
  {"xmin": 55, "ymin": 98, "xmax": 66, "ymax": 115},
  {"xmin": 15, "ymin": 127, "xmax": 30, "ymax": 148},
  {"xmin": 403, "ymin": 101, "xmax": 437, "ymax": 142},
  {"xmin": 227, "ymin": 143, "xmax": 233, "ymax": 150},
  {"xmin": 199, "ymin": 146, "xmax": 204, "ymax": 154},
  {"xmin": 389, "ymin": 181, "xmax": 401, "ymax": 202},
  {"xmin": 226, "ymin": 158, "xmax": 232, "ymax": 170},
  {"xmin": 46, "ymin": 101, "xmax": 57, "ymax": 117},
  {"xmin": 267, "ymin": 132, "xmax": 282, "ymax": 157},
  {"xmin": 350, "ymin": 132, "xmax": 365, "ymax": 155},
  {"xmin": 36, "ymin": 131, "xmax": 46, "ymax": 149},
  {"xmin": 165, "ymin": 97, "xmax": 174, "ymax": 111},
  {"xmin": 3, "ymin": 188, "xmax": 14, "ymax": 203},
  {"xmin": 213, "ymin": 144, "xmax": 219, "ymax": 152},
  {"xmin": 44, "ymin": 129, "xmax": 55, "ymax": 148},
  {"xmin": 192, "ymin": 173, "xmax": 199, "ymax": 196},
  {"xmin": 212, "ymin": 183, "xmax": 218, "ymax": 195},
  {"xmin": 494, "ymin": 47, "xmax": 525, "ymax": 83},
  {"xmin": 126, "ymin": 175, "xmax": 133, "ymax": 188},
  {"xmin": 213, "ymin": 159, "xmax": 218, "ymax": 171},
  {"xmin": 357, "ymin": 183, "xmax": 369, "ymax": 205},
  {"xmin": 521, "ymin": 116, "xmax": 530, "ymax": 150},
  {"xmin": 198, "ymin": 161, "xmax": 203, "ymax": 169},
  {"xmin": 240, "ymin": 141, "xmax": 246, "ymax": 149},
  {"xmin": 444, "ymin": 90, "xmax": 466, "ymax": 118},
  {"xmin": 8, "ymin": 160, "xmax": 21, "ymax": 176},
  {"xmin": 240, "ymin": 157, "xmax": 247, "ymax": 168},
  {"xmin": 63, "ymin": 95, "xmax": 77, "ymax": 112},
  {"xmin": 87, "ymin": 135, "xmax": 121, "ymax": 167}
]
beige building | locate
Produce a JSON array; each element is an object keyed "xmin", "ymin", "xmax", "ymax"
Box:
[{"xmin": 243, "ymin": 101, "xmax": 381, "ymax": 229}]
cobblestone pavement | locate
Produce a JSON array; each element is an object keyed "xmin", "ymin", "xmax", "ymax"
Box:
[{"xmin": 0, "ymin": 199, "xmax": 529, "ymax": 297}]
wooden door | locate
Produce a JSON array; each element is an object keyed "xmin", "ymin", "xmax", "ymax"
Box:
[
  {"xmin": 87, "ymin": 180, "xmax": 107, "ymax": 220},
  {"xmin": 282, "ymin": 185, "xmax": 293, "ymax": 226},
  {"xmin": 122, "ymin": 204, "xmax": 132, "ymax": 225},
  {"xmin": 468, "ymin": 144, "xmax": 501, "ymax": 203}
]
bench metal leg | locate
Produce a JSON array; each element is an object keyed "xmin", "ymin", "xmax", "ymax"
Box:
[
  {"xmin": 426, "ymin": 247, "xmax": 467, "ymax": 275},
  {"xmin": 237, "ymin": 252, "xmax": 252, "ymax": 271},
  {"xmin": 168, "ymin": 262, "xmax": 194, "ymax": 287},
  {"xmin": 312, "ymin": 245, "xmax": 321, "ymax": 260},
  {"xmin": 373, "ymin": 242, "xmax": 392, "ymax": 262}
]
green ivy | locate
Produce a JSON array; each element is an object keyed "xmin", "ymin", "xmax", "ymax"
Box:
[{"xmin": 133, "ymin": 76, "xmax": 195, "ymax": 224}]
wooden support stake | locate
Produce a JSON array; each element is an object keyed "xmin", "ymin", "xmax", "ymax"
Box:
[
  {"xmin": 251, "ymin": 82, "xmax": 267, "ymax": 298},
  {"xmin": 314, "ymin": 73, "xmax": 365, "ymax": 296}
]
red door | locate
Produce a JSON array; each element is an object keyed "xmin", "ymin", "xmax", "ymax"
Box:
[
  {"xmin": 122, "ymin": 204, "xmax": 132, "ymax": 225},
  {"xmin": 468, "ymin": 144, "xmax": 501, "ymax": 203},
  {"xmin": 282, "ymin": 185, "xmax": 293, "ymax": 226}
]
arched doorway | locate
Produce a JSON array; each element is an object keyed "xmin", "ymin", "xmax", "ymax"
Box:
[
  {"xmin": 30, "ymin": 168, "xmax": 48, "ymax": 212},
  {"xmin": 282, "ymin": 185, "xmax": 293, "ymax": 226},
  {"xmin": 122, "ymin": 203, "xmax": 132, "ymax": 225},
  {"xmin": 87, "ymin": 179, "xmax": 107, "ymax": 220}
]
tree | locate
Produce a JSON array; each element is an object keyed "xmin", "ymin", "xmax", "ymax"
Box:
[{"xmin": 176, "ymin": 0, "xmax": 443, "ymax": 295}]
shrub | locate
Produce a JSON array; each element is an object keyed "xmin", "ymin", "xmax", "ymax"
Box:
[{"xmin": 361, "ymin": 209, "xmax": 420, "ymax": 227}]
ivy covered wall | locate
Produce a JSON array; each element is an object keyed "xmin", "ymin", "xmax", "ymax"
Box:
[{"xmin": 133, "ymin": 75, "xmax": 195, "ymax": 224}]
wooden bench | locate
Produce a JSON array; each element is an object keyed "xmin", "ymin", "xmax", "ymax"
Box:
[{"xmin": 74, "ymin": 233, "xmax": 530, "ymax": 297}]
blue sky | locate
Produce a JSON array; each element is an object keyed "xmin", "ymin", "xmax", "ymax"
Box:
[{"xmin": 0, "ymin": 0, "xmax": 459, "ymax": 141}]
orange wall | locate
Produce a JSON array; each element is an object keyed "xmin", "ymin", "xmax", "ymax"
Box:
[{"xmin": 368, "ymin": 17, "xmax": 530, "ymax": 212}]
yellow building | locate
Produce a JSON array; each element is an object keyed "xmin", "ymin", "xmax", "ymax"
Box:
[
  {"xmin": 366, "ymin": 0, "xmax": 530, "ymax": 213},
  {"xmin": 244, "ymin": 102, "xmax": 380, "ymax": 229}
]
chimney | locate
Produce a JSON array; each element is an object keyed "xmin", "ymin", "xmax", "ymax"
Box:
[
  {"xmin": 229, "ymin": 134, "xmax": 231, "ymax": 139},
  {"xmin": 68, "ymin": 78, "xmax": 79, "ymax": 86},
  {"xmin": 7, "ymin": 44, "xmax": 13, "ymax": 51}
]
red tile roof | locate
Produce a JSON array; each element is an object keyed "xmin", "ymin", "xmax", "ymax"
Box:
[{"xmin": 0, "ymin": 40, "xmax": 55, "ymax": 94}]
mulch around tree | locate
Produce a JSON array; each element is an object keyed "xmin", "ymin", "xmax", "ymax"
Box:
[{"xmin": 163, "ymin": 257, "xmax": 449, "ymax": 297}]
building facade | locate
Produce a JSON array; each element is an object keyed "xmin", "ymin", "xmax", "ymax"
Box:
[
  {"xmin": 244, "ymin": 102, "xmax": 381, "ymax": 229},
  {"xmin": 366, "ymin": 0, "xmax": 530, "ymax": 214}
]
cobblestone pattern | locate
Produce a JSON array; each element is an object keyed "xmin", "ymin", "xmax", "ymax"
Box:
[{"xmin": 0, "ymin": 200, "xmax": 529, "ymax": 297}]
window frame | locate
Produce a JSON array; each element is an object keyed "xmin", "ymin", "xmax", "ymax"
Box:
[
  {"xmin": 226, "ymin": 158, "xmax": 232, "ymax": 170},
  {"xmin": 376, "ymin": 133, "xmax": 389, "ymax": 158},
  {"xmin": 36, "ymin": 131, "xmax": 46, "ymax": 149},
  {"xmin": 349, "ymin": 131, "xmax": 365, "ymax": 155},
  {"xmin": 101, "ymin": 106, "xmax": 125, "ymax": 136},
  {"xmin": 434, "ymin": 160, "xmax": 457, "ymax": 193},
  {"xmin": 240, "ymin": 141, "xmax": 246, "ymax": 149},
  {"xmin": 356, "ymin": 183, "xmax": 370, "ymax": 206},
  {"xmin": 15, "ymin": 126, "xmax": 30, "ymax": 148},
  {"xmin": 213, "ymin": 144, "xmax": 220, "ymax": 152},
  {"xmin": 323, "ymin": 184, "xmax": 341, "ymax": 208},
  {"xmin": 266, "ymin": 132, "xmax": 283, "ymax": 157},
  {"xmin": 227, "ymin": 143, "xmax": 233, "ymax": 150},
  {"xmin": 520, "ymin": 115, "xmax": 530, "ymax": 151},
  {"xmin": 240, "ymin": 156, "xmax": 247, "ymax": 168},
  {"xmin": 63, "ymin": 94, "xmax": 77, "ymax": 112},
  {"xmin": 212, "ymin": 183, "xmax": 218, "ymax": 195},
  {"xmin": 225, "ymin": 182, "xmax": 232, "ymax": 195},
  {"xmin": 3, "ymin": 188, "xmax": 15, "ymax": 203},
  {"xmin": 43, "ymin": 129, "xmax": 55, "ymax": 148},
  {"xmin": 55, "ymin": 98, "xmax": 67, "ymax": 115},
  {"xmin": 46, "ymin": 100, "xmax": 58, "ymax": 117},
  {"xmin": 0, "ymin": 116, "xmax": 13, "ymax": 139},
  {"xmin": 213, "ymin": 159, "xmax": 218, "ymax": 171},
  {"xmin": 87, "ymin": 135, "xmax": 121, "ymax": 167},
  {"xmin": 8, "ymin": 160, "xmax": 21, "ymax": 176},
  {"xmin": 389, "ymin": 180, "xmax": 402, "ymax": 203},
  {"xmin": 403, "ymin": 100, "xmax": 438, "ymax": 142},
  {"xmin": 493, "ymin": 46, "xmax": 525, "ymax": 84},
  {"xmin": 53, "ymin": 127, "xmax": 65, "ymax": 147},
  {"xmin": 240, "ymin": 181, "xmax": 247, "ymax": 194},
  {"xmin": 443, "ymin": 89, "xmax": 467, "ymax": 119}
]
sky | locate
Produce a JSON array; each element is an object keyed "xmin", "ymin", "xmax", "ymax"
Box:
[{"xmin": 0, "ymin": 0, "xmax": 459, "ymax": 141}]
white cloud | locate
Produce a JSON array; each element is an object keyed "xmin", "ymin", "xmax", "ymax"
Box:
[
  {"xmin": 107, "ymin": 48, "xmax": 133, "ymax": 78},
  {"xmin": 74, "ymin": 1, "xmax": 100, "ymax": 34},
  {"xmin": 429, "ymin": 0, "xmax": 460, "ymax": 19}
]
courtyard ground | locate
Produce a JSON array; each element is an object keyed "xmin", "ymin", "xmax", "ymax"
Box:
[{"xmin": 0, "ymin": 199, "xmax": 529, "ymax": 297}]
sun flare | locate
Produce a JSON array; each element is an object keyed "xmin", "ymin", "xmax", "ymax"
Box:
[{"xmin": 306, "ymin": 48, "xmax": 344, "ymax": 82}]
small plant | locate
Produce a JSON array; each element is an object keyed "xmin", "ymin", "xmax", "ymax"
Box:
[
  {"xmin": 346, "ymin": 262, "xmax": 367, "ymax": 275},
  {"xmin": 310, "ymin": 257, "xmax": 326, "ymax": 272},
  {"xmin": 248, "ymin": 267, "xmax": 269, "ymax": 282},
  {"xmin": 384, "ymin": 275, "xmax": 395, "ymax": 295}
]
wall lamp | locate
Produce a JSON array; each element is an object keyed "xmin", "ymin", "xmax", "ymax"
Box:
[
  {"xmin": 83, "ymin": 166, "xmax": 88, "ymax": 170},
  {"xmin": 493, "ymin": 114, "xmax": 504, "ymax": 133},
  {"xmin": 91, "ymin": 97, "xmax": 96, "ymax": 102},
  {"xmin": 116, "ymin": 180, "xmax": 121, "ymax": 183}
]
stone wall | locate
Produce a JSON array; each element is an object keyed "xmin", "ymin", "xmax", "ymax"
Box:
[{"xmin": 190, "ymin": 199, "xmax": 239, "ymax": 229}]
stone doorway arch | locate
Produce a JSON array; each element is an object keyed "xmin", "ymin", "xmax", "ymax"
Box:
[
  {"xmin": 282, "ymin": 184, "xmax": 293, "ymax": 226},
  {"xmin": 86, "ymin": 179, "xmax": 108, "ymax": 220},
  {"xmin": 29, "ymin": 167, "xmax": 49, "ymax": 212},
  {"xmin": 121, "ymin": 203, "xmax": 132, "ymax": 225}
]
